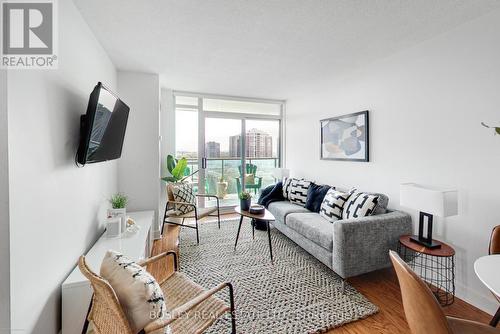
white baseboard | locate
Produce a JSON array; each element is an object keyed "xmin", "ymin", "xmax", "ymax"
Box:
[{"xmin": 455, "ymin": 281, "xmax": 498, "ymax": 315}]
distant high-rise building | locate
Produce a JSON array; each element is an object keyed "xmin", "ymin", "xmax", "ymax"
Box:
[
  {"xmin": 228, "ymin": 129, "xmax": 273, "ymax": 158},
  {"xmin": 229, "ymin": 135, "xmax": 241, "ymax": 157},
  {"xmin": 205, "ymin": 141, "xmax": 220, "ymax": 158},
  {"xmin": 265, "ymin": 136, "xmax": 272, "ymax": 157}
]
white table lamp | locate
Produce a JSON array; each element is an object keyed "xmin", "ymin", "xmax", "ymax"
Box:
[{"xmin": 400, "ymin": 183, "xmax": 458, "ymax": 249}]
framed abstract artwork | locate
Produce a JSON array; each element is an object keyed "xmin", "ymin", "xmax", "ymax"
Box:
[{"xmin": 320, "ymin": 110, "xmax": 369, "ymax": 162}]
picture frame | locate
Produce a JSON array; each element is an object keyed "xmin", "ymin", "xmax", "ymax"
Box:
[{"xmin": 320, "ymin": 110, "xmax": 369, "ymax": 162}]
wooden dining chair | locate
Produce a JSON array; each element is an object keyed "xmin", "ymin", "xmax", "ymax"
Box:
[
  {"xmin": 389, "ymin": 250, "xmax": 500, "ymax": 334},
  {"xmin": 488, "ymin": 225, "xmax": 500, "ymax": 327},
  {"xmin": 489, "ymin": 225, "xmax": 500, "ymax": 255}
]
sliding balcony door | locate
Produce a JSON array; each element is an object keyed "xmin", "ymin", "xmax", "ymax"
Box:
[
  {"xmin": 174, "ymin": 93, "xmax": 284, "ymax": 210},
  {"xmin": 244, "ymin": 119, "xmax": 281, "ymax": 198},
  {"xmin": 202, "ymin": 117, "xmax": 282, "ymax": 208},
  {"xmin": 203, "ymin": 117, "xmax": 243, "ymax": 208},
  {"xmin": 174, "ymin": 106, "xmax": 200, "ymax": 194}
]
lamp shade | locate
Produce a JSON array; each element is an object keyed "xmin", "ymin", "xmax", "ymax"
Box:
[
  {"xmin": 400, "ymin": 183, "xmax": 458, "ymax": 217},
  {"xmin": 272, "ymin": 168, "xmax": 290, "ymax": 180}
]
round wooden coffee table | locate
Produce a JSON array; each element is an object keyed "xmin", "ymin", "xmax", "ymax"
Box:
[
  {"xmin": 234, "ymin": 207, "xmax": 275, "ymax": 262},
  {"xmin": 397, "ymin": 235, "xmax": 455, "ymax": 306}
]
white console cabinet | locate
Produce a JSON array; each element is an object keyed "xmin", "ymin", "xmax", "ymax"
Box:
[{"xmin": 62, "ymin": 210, "xmax": 154, "ymax": 334}]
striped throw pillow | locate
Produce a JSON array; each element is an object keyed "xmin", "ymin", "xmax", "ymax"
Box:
[
  {"xmin": 320, "ymin": 189, "xmax": 353, "ymax": 223},
  {"xmin": 289, "ymin": 178, "xmax": 311, "ymax": 207}
]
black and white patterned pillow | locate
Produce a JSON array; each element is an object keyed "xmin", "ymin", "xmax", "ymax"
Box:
[
  {"xmin": 100, "ymin": 250, "xmax": 168, "ymax": 333},
  {"xmin": 171, "ymin": 182, "xmax": 196, "ymax": 214},
  {"xmin": 320, "ymin": 189, "xmax": 352, "ymax": 223},
  {"xmin": 289, "ymin": 179, "xmax": 311, "ymax": 207},
  {"xmin": 342, "ymin": 192, "xmax": 379, "ymax": 219},
  {"xmin": 282, "ymin": 177, "xmax": 293, "ymax": 199}
]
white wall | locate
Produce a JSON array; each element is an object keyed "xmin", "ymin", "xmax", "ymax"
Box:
[
  {"xmin": 7, "ymin": 0, "xmax": 118, "ymax": 332},
  {"xmin": 159, "ymin": 88, "xmax": 175, "ymax": 231},
  {"xmin": 0, "ymin": 69, "xmax": 10, "ymax": 334},
  {"xmin": 117, "ymin": 72, "xmax": 161, "ymax": 234},
  {"xmin": 286, "ymin": 9, "xmax": 500, "ymax": 313}
]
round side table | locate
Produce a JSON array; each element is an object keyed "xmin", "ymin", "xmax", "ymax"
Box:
[{"xmin": 397, "ymin": 235, "xmax": 456, "ymax": 306}]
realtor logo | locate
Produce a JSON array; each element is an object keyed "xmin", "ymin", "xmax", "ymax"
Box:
[{"xmin": 1, "ymin": 0, "xmax": 58, "ymax": 69}]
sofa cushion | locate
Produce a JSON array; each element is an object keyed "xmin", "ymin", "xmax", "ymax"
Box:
[
  {"xmin": 342, "ymin": 192, "xmax": 379, "ymax": 219},
  {"xmin": 268, "ymin": 201, "xmax": 309, "ymax": 223},
  {"xmin": 286, "ymin": 213, "xmax": 334, "ymax": 251},
  {"xmin": 244, "ymin": 173, "xmax": 255, "ymax": 185},
  {"xmin": 334, "ymin": 188, "xmax": 388, "ymax": 215},
  {"xmin": 305, "ymin": 183, "xmax": 331, "ymax": 213},
  {"xmin": 366, "ymin": 192, "xmax": 389, "ymax": 215},
  {"xmin": 289, "ymin": 179, "xmax": 311, "ymax": 207},
  {"xmin": 171, "ymin": 182, "xmax": 196, "ymax": 214},
  {"xmin": 100, "ymin": 250, "xmax": 167, "ymax": 333},
  {"xmin": 320, "ymin": 188, "xmax": 353, "ymax": 223},
  {"xmin": 282, "ymin": 177, "xmax": 293, "ymax": 199}
]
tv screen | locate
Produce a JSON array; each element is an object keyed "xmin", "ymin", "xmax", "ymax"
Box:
[{"xmin": 76, "ymin": 82, "xmax": 129, "ymax": 165}]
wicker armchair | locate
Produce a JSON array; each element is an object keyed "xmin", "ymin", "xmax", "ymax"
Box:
[
  {"xmin": 162, "ymin": 183, "xmax": 221, "ymax": 244},
  {"xmin": 78, "ymin": 251, "xmax": 236, "ymax": 334}
]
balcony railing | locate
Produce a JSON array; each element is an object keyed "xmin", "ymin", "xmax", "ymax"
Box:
[{"xmin": 183, "ymin": 157, "xmax": 279, "ymax": 206}]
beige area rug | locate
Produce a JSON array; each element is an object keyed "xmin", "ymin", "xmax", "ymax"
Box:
[{"xmin": 179, "ymin": 218, "xmax": 378, "ymax": 333}]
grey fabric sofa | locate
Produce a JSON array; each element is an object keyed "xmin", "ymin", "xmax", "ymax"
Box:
[{"xmin": 267, "ymin": 195, "xmax": 412, "ymax": 279}]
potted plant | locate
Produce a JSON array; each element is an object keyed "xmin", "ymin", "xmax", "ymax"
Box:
[
  {"xmin": 162, "ymin": 155, "xmax": 189, "ymax": 183},
  {"xmin": 239, "ymin": 191, "xmax": 252, "ymax": 211},
  {"xmin": 217, "ymin": 176, "xmax": 228, "ymax": 199},
  {"xmin": 481, "ymin": 122, "xmax": 500, "ymax": 135},
  {"xmin": 108, "ymin": 193, "xmax": 128, "ymax": 232}
]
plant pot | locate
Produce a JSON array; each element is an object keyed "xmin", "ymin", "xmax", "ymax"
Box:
[
  {"xmin": 108, "ymin": 208, "xmax": 127, "ymax": 233},
  {"xmin": 240, "ymin": 198, "xmax": 251, "ymax": 211},
  {"xmin": 217, "ymin": 182, "xmax": 228, "ymax": 199}
]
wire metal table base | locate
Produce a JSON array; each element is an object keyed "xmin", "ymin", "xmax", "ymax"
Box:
[{"xmin": 397, "ymin": 242, "xmax": 455, "ymax": 306}]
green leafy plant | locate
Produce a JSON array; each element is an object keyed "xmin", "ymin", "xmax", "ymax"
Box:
[
  {"xmin": 109, "ymin": 193, "xmax": 128, "ymax": 209},
  {"xmin": 481, "ymin": 122, "xmax": 500, "ymax": 135},
  {"xmin": 162, "ymin": 154, "xmax": 189, "ymax": 183},
  {"xmin": 219, "ymin": 176, "xmax": 226, "ymax": 183},
  {"xmin": 239, "ymin": 191, "xmax": 252, "ymax": 200}
]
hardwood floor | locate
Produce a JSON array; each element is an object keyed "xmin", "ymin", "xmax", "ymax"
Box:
[{"xmin": 150, "ymin": 214, "xmax": 493, "ymax": 334}]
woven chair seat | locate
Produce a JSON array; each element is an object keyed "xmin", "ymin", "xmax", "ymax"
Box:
[
  {"xmin": 166, "ymin": 207, "xmax": 217, "ymax": 219},
  {"xmin": 161, "ymin": 272, "xmax": 229, "ymax": 334}
]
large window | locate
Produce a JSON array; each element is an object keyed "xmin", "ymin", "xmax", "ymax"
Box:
[
  {"xmin": 245, "ymin": 119, "xmax": 280, "ymax": 190},
  {"xmin": 175, "ymin": 108, "xmax": 198, "ymax": 159},
  {"xmin": 203, "ymin": 98, "xmax": 281, "ymax": 116},
  {"xmin": 174, "ymin": 108, "xmax": 199, "ymax": 190},
  {"xmin": 173, "ymin": 93, "xmax": 284, "ymax": 208}
]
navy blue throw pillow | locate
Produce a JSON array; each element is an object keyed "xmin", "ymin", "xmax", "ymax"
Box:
[{"xmin": 305, "ymin": 183, "xmax": 332, "ymax": 212}]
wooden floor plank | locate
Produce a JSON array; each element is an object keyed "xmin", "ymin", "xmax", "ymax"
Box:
[{"xmin": 150, "ymin": 214, "xmax": 494, "ymax": 334}]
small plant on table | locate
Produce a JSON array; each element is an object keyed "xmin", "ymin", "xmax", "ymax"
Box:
[
  {"xmin": 239, "ymin": 191, "xmax": 252, "ymax": 211},
  {"xmin": 109, "ymin": 193, "xmax": 128, "ymax": 209}
]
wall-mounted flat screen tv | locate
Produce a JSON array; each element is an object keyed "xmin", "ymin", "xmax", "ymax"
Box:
[{"xmin": 76, "ymin": 82, "xmax": 129, "ymax": 165}]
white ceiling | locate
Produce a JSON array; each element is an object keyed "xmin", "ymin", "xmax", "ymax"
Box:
[{"xmin": 74, "ymin": 0, "xmax": 500, "ymax": 99}]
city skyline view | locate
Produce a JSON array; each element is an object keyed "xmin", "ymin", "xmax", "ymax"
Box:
[
  {"xmin": 175, "ymin": 110, "xmax": 279, "ymax": 159},
  {"xmin": 188, "ymin": 128, "xmax": 275, "ymax": 158}
]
